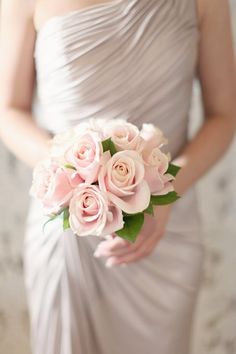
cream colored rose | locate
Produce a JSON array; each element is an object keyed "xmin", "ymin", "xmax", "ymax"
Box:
[
  {"xmin": 69, "ymin": 184, "xmax": 124, "ymax": 237},
  {"xmin": 99, "ymin": 150, "xmax": 150, "ymax": 214},
  {"xmin": 103, "ymin": 119, "xmax": 144, "ymax": 152}
]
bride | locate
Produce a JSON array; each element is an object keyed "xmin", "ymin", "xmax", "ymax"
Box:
[{"xmin": 0, "ymin": 0, "xmax": 236, "ymax": 353}]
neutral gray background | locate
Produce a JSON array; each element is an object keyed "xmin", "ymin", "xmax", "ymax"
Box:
[{"xmin": 0, "ymin": 2, "xmax": 236, "ymax": 353}]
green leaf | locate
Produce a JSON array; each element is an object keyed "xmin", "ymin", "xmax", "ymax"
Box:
[
  {"xmin": 166, "ymin": 163, "xmax": 181, "ymax": 177},
  {"xmin": 64, "ymin": 164, "xmax": 76, "ymax": 170},
  {"xmin": 102, "ymin": 138, "xmax": 117, "ymax": 156},
  {"xmin": 42, "ymin": 214, "xmax": 58, "ymax": 233},
  {"xmin": 151, "ymin": 191, "xmax": 180, "ymax": 206},
  {"xmin": 42, "ymin": 207, "xmax": 68, "ymax": 233},
  {"xmin": 115, "ymin": 212, "xmax": 144, "ymax": 243},
  {"xmin": 144, "ymin": 200, "xmax": 154, "ymax": 216},
  {"xmin": 63, "ymin": 208, "xmax": 70, "ymax": 231}
]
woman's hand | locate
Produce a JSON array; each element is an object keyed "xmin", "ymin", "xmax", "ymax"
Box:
[{"xmin": 93, "ymin": 204, "xmax": 173, "ymax": 267}]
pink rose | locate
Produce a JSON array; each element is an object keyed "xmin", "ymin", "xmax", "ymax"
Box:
[
  {"xmin": 73, "ymin": 118, "xmax": 110, "ymax": 137},
  {"xmin": 140, "ymin": 124, "xmax": 168, "ymax": 161},
  {"xmin": 103, "ymin": 119, "xmax": 144, "ymax": 152},
  {"xmin": 69, "ymin": 184, "xmax": 124, "ymax": 236},
  {"xmin": 50, "ymin": 120, "xmax": 107, "ymax": 161},
  {"xmin": 143, "ymin": 148, "xmax": 175, "ymax": 195},
  {"xmin": 50, "ymin": 127, "xmax": 79, "ymax": 162},
  {"xmin": 144, "ymin": 147, "xmax": 169, "ymax": 171},
  {"xmin": 145, "ymin": 167, "xmax": 175, "ymax": 195},
  {"xmin": 30, "ymin": 159, "xmax": 82, "ymax": 214},
  {"xmin": 64, "ymin": 131, "xmax": 103, "ymax": 184},
  {"xmin": 99, "ymin": 150, "xmax": 150, "ymax": 214}
]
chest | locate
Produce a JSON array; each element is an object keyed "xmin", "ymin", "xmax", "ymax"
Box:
[{"xmin": 34, "ymin": 0, "xmax": 199, "ymax": 106}]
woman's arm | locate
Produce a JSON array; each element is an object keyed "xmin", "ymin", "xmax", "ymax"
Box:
[
  {"xmin": 94, "ymin": 0, "xmax": 236, "ymax": 267},
  {"xmin": 172, "ymin": 0, "xmax": 236, "ymax": 195},
  {"xmin": 0, "ymin": 0, "xmax": 51, "ymax": 168}
]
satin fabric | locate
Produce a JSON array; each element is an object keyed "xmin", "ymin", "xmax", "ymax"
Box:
[{"xmin": 24, "ymin": 1, "xmax": 205, "ymax": 353}]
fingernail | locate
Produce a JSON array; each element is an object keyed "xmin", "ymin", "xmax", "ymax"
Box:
[{"xmin": 105, "ymin": 259, "xmax": 115, "ymax": 268}]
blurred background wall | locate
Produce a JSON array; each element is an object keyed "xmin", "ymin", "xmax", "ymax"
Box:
[{"xmin": 0, "ymin": 1, "xmax": 236, "ymax": 354}]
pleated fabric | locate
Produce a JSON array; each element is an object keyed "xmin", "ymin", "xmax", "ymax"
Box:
[{"xmin": 24, "ymin": 1, "xmax": 205, "ymax": 353}]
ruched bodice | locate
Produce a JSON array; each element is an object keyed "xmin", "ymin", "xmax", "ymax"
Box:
[
  {"xmin": 24, "ymin": 2, "xmax": 205, "ymax": 354},
  {"xmin": 33, "ymin": 0, "xmax": 199, "ymax": 158}
]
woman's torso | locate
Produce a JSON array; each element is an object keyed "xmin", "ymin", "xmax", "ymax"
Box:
[
  {"xmin": 33, "ymin": 0, "xmax": 199, "ymax": 159},
  {"xmin": 31, "ymin": 0, "xmax": 203, "ymax": 237}
]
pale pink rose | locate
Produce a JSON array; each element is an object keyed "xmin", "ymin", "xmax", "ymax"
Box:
[
  {"xmin": 50, "ymin": 127, "xmax": 80, "ymax": 163},
  {"xmin": 103, "ymin": 119, "xmax": 144, "ymax": 152},
  {"xmin": 73, "ymin": 118, "xmax": 110, "ymax": 138},
  {"xmin": 140, "ymin": 124, "xmax": 168, "ymax": 162},
  {"xmin": 69, "ymin": 184, "xmax": 124, "ymax": 237},
  {"xmin": 50, "ymin": 120, "xmax": 106, "ymax": 161},
  {"xmin": 145, "ymin": 167, "xmax": 175, "ymax": 195},
  {"xmin": 98, "ymin": 150, "xmax": 150, "ymax": 214},
  {"xmin": 144, "ymin": 147, "xmax": 169, "ymax": 171},
  {"xmin": 64, "ymin": 131, "xmax": 103, "ymax": 184},
  {"xmin": 143, "ymin": 147, "xmax": 174, "ymax": 195},
  {"xmin": 30, "ymin": 159, "xmax": 82, "ymax": 215}
]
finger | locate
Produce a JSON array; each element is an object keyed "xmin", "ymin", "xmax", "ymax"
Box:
[
  {"xmin": 96, "ymin": 229, "xmax": 151, "ymax": 257},
  {"xmin": 94, "ymin": 237, "xmax": 131, "ymax": 258},
  {"xmin": 106, "ymin": 243, "xmax": 148, "ymax": 266},
  {"xmin": 106, "ymin": 231, "xmax": 160, "ymax": 266},
  {"xmin": 97, "ymin": 236, "xmax": 131, "ymax": 252},
  {"xmin": 100, "ymin": 214, "xmax": 157, "ymax": 254},
  {"xmin": 95, "ymin": 248, "xmax": 129, "ymax": 258},
  {"xmin": 95, "ymin": 242, "xmax": 135, "ymax": 257}
]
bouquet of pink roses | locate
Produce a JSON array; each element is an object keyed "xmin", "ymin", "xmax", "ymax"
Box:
[{"xmin": 30, "ymin": 119, "xmax": 181, "ymax": 243}]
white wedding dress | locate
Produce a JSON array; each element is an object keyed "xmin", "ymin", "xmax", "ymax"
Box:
[{"xmin": 23, "ymin": 0, "xmax": 205, "ymax": 353}]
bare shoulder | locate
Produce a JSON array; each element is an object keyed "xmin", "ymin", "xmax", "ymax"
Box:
[{"xmin": 0, "ymin": 0, "xmax": 35, "ymax": 20}]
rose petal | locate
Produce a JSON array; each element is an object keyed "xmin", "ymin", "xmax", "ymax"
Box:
[{"xmin": 107, "ymin": 180, "xmax": 150, "ymax": 214}]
